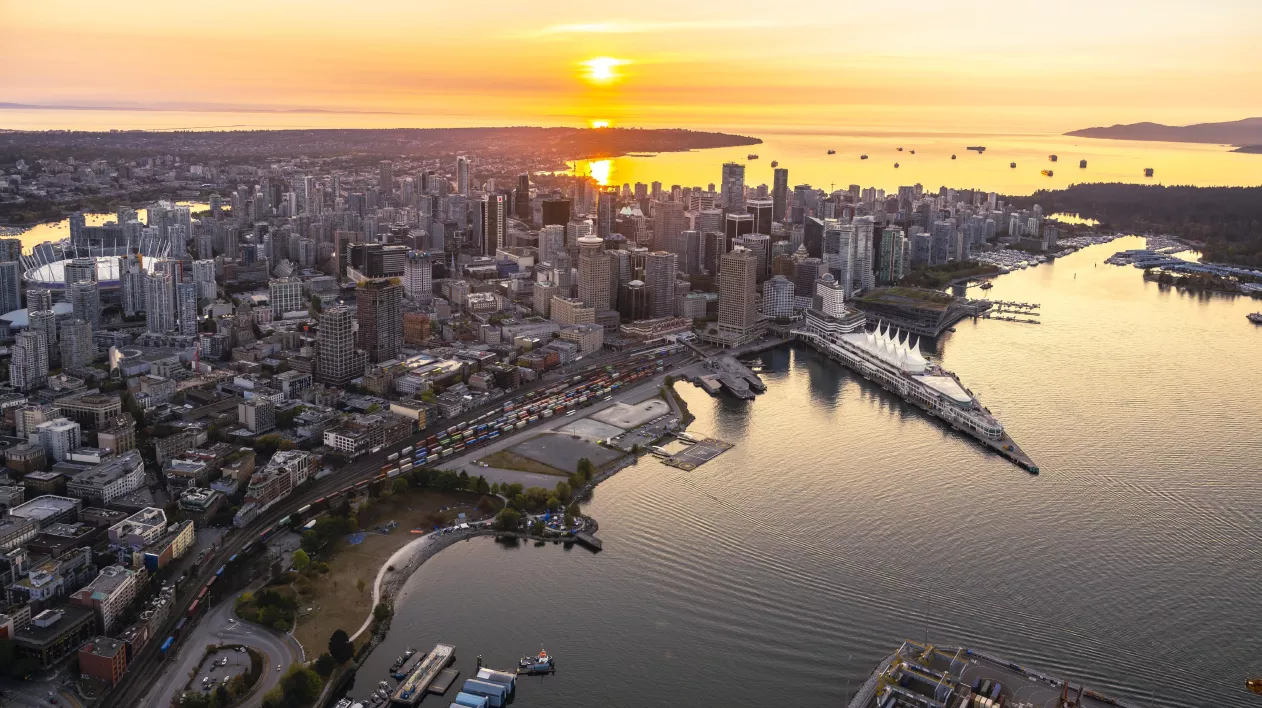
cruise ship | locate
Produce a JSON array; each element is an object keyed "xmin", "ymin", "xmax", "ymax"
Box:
[{"xmin": 794, "ymin": 300, "xmax": 1036, "ymax": 472}]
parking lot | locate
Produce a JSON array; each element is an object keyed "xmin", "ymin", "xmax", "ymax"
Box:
[{"xmin": 181, "ymin": 645, "xmax": 252, "ymax": 699}]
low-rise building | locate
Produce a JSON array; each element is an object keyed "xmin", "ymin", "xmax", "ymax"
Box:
[
  {"xmin": 238, "ymin": 398, "xmax": 276, "ymax": 434},
  {"xmin": 0, "ymin": 485, "xmax": 24, "ymax": 511},
  {"xmin": 78, "ymin": 636, "xmax": 129, "ymax": 686},
  {"xmin": 560, "ymin": 323, "xmax": 605, "ymax": 354},
  {"xmin": 5, "ymin": 442, "xmax": 47, "ymax": 474},
  {"xmin": 8, "ymin": 495, "xmax": 82, "ymax": 530},
  {"xmin": 133, "ymin": 519, "xmax": 194, "ymax": 572},
  {"xmin": 177, "ymin": 487, "xmax": 224, "ymax": 526},
  {"xmin": 233, "ymin": 451, "xmax": 312, "ymax": 527},
  {"xmin": 0, "ymin": 517, "xmax": 38, "ymax": 552},
  {"xmin": 65, "ymin": 451, "xmax": 145, "ymax": 504},
  {"xmin": 108, "ymin": 507, "xmax": 168, "ymax": 550},
  {"xmin": 10, "ymin": 547, "xmax": 94, "ymax": 607},
  {"xmin": 35, "ymin": 418, "xmax": 82, "ymax": 463},
  {"xmin": 12, "ymin": 605, "xmax": 96, "ymax": 669},
  {"xmin": 94, "ymin": 416, "xmax": 136, "ymax": 454},
  {"xmin": 56, "ymin": 390, "xmax": 124, "ymax": 430}
]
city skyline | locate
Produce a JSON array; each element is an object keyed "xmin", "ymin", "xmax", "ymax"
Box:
[{"xmin": 3, "ymin": 1, "xmax": 1261, "ymax": 134}]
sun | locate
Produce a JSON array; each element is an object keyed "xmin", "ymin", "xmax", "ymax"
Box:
[
  {"xmin": 580, "ymin": 57, "xmax": 628, "ymax": 84},
  {"xmin": 590, "ymin": 119, "xmax": 610, "ymax": 128}
]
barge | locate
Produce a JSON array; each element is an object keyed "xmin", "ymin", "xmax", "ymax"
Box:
[
  {"xmin": 391, "ymin": 643, "xmax": 455, "ymax": 705},
  {"xmin": 794, "ymin": 308, "xmax": 1037, "ymax": 473}
]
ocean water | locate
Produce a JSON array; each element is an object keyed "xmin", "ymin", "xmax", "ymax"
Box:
[{"xmin": 355, "ymin": 236, "xmax": 1262, "ymax": 708}]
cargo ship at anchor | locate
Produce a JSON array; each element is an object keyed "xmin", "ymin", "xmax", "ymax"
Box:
[{"xmin": 794, "ymin": 303, "xmax": 1037, "ymax": 472}]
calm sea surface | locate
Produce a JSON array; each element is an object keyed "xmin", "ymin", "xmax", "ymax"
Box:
[{"xmin": 354, "ymin": 236, "xmax": 1262, "ymax": 708}]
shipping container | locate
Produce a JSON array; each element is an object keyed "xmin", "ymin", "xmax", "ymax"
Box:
[
  {"xmin": 400, "ymin": 462, "xmax": 414, "ymax": 472},
  {"xmin": 175, "ymin": 617, "xmax": 187, "ymax": 632},
  {"xmin": 401, "ymin": 446, "xmax": 414, "ymax": 455},
  {"xmin": 452, "ymin": 692, "xmax": 490, "ymax": 708},
  {"xmin": 475, "ymin": 668, "xmax": 517, "ymax": 690},
  {"xmin": 186, "ymin": 600, "xmax": 199, "ymax": 617},
  {"xmin": 387, "ymin": 453, "xmax": 400, "ymax": 462},
  {"xmin": 462, "ymin": 679, "xmax": 507, "ymax": 707},
  {"xmin": 160, "ymin": 637, "xmax": 174, "ymax": 653}
]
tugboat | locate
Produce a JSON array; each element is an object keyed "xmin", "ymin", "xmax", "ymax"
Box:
[
  {"xmin": 897, "ymin": 147, "xmax": 903, "ymax": 152},
  {"xmin": 518, "ymin": 649, "xmax": 556, "ymax": 675},
  {"xmin": 1079, "ymin": 159, "xmax": 1087, "ymax": 168},
  {"xmin": 827, "ymin": 149, "xmax": 836, "ymax": 154},
  {"xmin": 770, "ymin": 160, "xmax": 778, "ymax": 167},
  {"xmin": 1010, "ymin": 162, "xmax": 1017, "ymax": 168},
  {"xmin": 894, "ymin": 162, "xmax": 900, "ymax": 168},
  {"xmin": 1048, "ymin": 154, "xmax": 1058, "ymax": 162},
  {"xmin": 389, "ymin": 647, "xmax": 416, "ymax": 674},
  {"xmin": 909, "ymin": 149, "xmax": 916, "ymax": 154},
  {"xmin": 1247, "ymin": 312, "xmax": 1262, "ymax": 324},
  {"xmin": 1144, "ymin": 167, "xmax": 1155, "ymax": 177},
  {"xmin": 1248, "ymin": 678, "xmax": 1262, "ymax": 695},
  {"xmin": 951, "ymin": 154, "xmax": 957, "ymax": 160},
  {"xmin": 860, "ymin": 154, "xmax": 868, "ymax": 160},
  {"xmin": 1041, "ymin": 169, "xmax": 1054, "ymax": 177},
  {"xmin": 747, "ymin": 154, "xmax": 758, "ymax": 160}
]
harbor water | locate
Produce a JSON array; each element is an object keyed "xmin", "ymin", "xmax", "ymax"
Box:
[{"xmin": 356, "ymin": 236, "xmax": 1262, "ymax": 707}]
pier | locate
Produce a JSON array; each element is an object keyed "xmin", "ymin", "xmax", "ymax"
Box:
[
  {"xmin": 391, "ymin": 643, "xmax": 455, "ymax": 705},
  {"xmin": 660, "ymin": 436, "xmax": 734, "ymax": 471},
  {"xmin": 571, "ymin": 532, "xmax": 603, "ymax": 552}
]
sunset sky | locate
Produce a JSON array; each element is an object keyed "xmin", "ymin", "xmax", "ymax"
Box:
[{"xmin": 3, "ymin": 0, "xmax": 1261, "ymax": 132}]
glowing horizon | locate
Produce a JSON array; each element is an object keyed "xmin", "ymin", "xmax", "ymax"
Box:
[{"xmin": 2, "ymin": 0, "xmax": 1260, "ymax": 134}]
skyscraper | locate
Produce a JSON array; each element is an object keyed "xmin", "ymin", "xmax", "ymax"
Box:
[
  {"xmin": 723, "ymin": 213, "xmax": 754, "ymax": 253},
  {"xmin": 356, "ymin": 279, "xmax": 402, "ymax": 363},
  {"xmin": 823, "ymin": 222, "xmax": 855, "ymax": 296},
  {"xmin": 854, "ymin": 216, "xmax": 876, "ymax": 292},
  {"xmin": 26, "ymin": 288, "xmax": 52, "ymax": 313},
  {"xmin": 652, "ymin": 200, "xmax": 686, "ymax": 255},
  {"xmin": 456, "ymin": 156, "xmax": 470, "ymax": 195},
  {"xmin": 746, "ymin": 198, "xmax": 773, "ymax": 236},
  {"xmin": 317, "ymin": 306, "xmax": 358, "ymax": 386},
  {"xmin": 538, "ymin": 225, "xmax": 565, "ymax": 267},
  {"xmin": 772, "ymin": 168, "xmax": 789, "ymax": 222},
  {"xmin": 480, "ymin": 194, "xmax": 507, "ymax": 256},
  {"xmin": 28, "ymin": 309, "xmax": 58, "ymax": 365},
  {"xmin": 717, "ymin": 247, "xmax": 759, "ymax": 344},
  {"xmin": 64, "ymin": 258, "xmax": 96, "ymax": 287},
  {"xmin": 721, "ymin": 162, "xmax": 746, "ymax": 212},
  {"xmin": 515, "ymin": 173, "xmax": 531, "ymax": 221},
  {"xmin": 597, "ymin": 190, "xmax": 616, "ymax": 239},
  {"xmin": 117, "ymin": 256, "xmax": 144, "ymax": 317},
  {"xmin": 269, "ymin": 278, "xmax": 304, "ymax": 316},
  {"xmin": 145, "ymin": 272, "xmax": 176, "ymax": 333},
  {"xmin": 0, "ymin": 261, "xmax": 21, "ymax": 314},
  {"xmin": 68, "ymin": 280, "xmax": 101, "ymax": 329},
  {"xmin": 734, "ymin": 233, "xmax": 770, "ymax": 283},
  {"xmin": 879, "ymin": 227, "xmax": 907, "ymax": 285},
  {"xmin": 577, "ymin": 235, "xmax": 611, "ymax": 311},
  {"xmin": 761, "ymin": 275, "xmax": 795, "ymax": 318},
  {"xmin": 541, "ymin": 198, "xmax": 572, "ymax": 227},
  {"xmin": 10, "ymin": 330, "xmax": 48, "ymax": 392},
  {"xmin": 793, "ymin": 257, "xmax": 824, "ymax": 310},
  {"xmin": 378, "ymin": 160, "xmax": 394, "ymax": 194},
  {"xmin": 644, "ymin": 251, "xmax": 678, "ymax": 319}
]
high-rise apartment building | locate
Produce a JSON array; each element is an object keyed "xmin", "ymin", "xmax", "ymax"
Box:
[
  {"xmin": 317, "ymin": 306, "xmax": 358, "ymax": 386},
  {"xmin": 356, "ymin": 279, "xmax": 402, "ymax": 363},
  {"xmin": 59, "ymin": 319, "xmax": 95, "ymax": 369},
  {"xmin": 597, "ymin": 190, "xmax": 616, "ymax": 239},
  {"xmin": 378, "ymin": 160, "xmax": 394, "ymax": 194},
  {"xmin": 652, "ymin": 200, "xmax": 687, "ymax": 255},
  {"xmin": 145, "ymin": 272, "xmax": 176, "ymax": 334},
  {"xmin": 176, "ymin": 282, "xmax": 198, "ymax": 336},
  {"xmin": 515, "ymin": 173, "xmax": 531, "ymax": 221},
  {"xmin": 854, "ymin": 216, "xmax": 876, "ymax": 292},
  {"xmin": 28, "ymin": 309, "xmax": 58, "ymax": 366},
  {"xmin": 68, "ymin": 280, "xmax": 101, "ymax": 330},
  {"xmin": 879, "ymin": 227, "xmax": 907, "ymax": 285},
  {"xmin": 403, "ymin": 251, "xmax": 432, "ymax": 304},
  {"xmin": 456, "ymin": 156, "xmax": 470, "ymax": 195},
  {"xmin": 480, "ymin": 194, "xmax": 507, "ymax": 256},
  {"xmin": 11, "ymin": 330, "xmax": 48, "ymax": 392},
  {"xmin": 0, "ymin": 261, "xmax": 21, "ymax": 314}
]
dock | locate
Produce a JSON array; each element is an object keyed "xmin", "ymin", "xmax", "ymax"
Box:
[
  {"xmin": 685, "ymin": 355, "xmax": 765, "ymax": 400},
  {"xmin": 661, "ymin": 436, "xmax": 733, "ymax": 471},
  {"xmin": 571, "ymin": 532, "xmax": 603, "ymax": 552},
  {"xmin": 390, "ymin": 643, "xmax": 455, "ymax": 706}
]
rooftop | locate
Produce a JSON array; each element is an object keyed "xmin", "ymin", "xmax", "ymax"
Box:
[
  {"xmin": 9, "ymin": 495, "xmax": 81, "ymax": 521},
  {"xmin": 81, "ymin": 636, "xmax": 126, "ymax": 659}
]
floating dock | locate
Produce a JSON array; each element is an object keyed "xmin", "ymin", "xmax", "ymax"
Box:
[
  {"xmin": 661, "ymin": 436, "xmax": 734, "ymax": 470},
  {"xmin": 391, "ymin": 643, "xmax": 455, "ymax": 705},
  {"xmin": 571, "ymin": 532, "xmax": 603, "ymax": 552},
  {"xmin": 428, "ymin": 668, "xmax": 460, "ymax": 695}
]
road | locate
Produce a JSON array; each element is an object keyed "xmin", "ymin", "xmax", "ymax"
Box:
[
  {"xmin": 140, "ymin": 586, "xmax": 301, "ymax": 708},
  {"xmin": 0, "ymin": 679, "xmax": 79, "ymax": 708},
  {"xmin": 102, "ymin": 346, "xmax": 693, "ymax": 708}
]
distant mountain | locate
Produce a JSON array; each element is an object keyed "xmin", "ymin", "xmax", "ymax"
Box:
[
  {"xmin": 1232, "ymin": 145, "xmax": 1262, "ymax": 154},
  {"xmin": 1066, "ymin": 117, "xmax": 1262, "ymax": 145}
]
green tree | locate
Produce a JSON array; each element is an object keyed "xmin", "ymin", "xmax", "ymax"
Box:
[
  {"xmin": 391, "ymin": 477, "xmax": 409, "ymax": 495},
  {"xmin": 373, "ymin": 602, "xmax": 391, "ymax": 622},
  {"xmin": 356, "ymin": 577, "xmax": 367, "ymax": 594},
  {"xmin": 530, "ymin": 519, "xmax": 545, "ymax": 535},
  {"xmin": 261, "ymin": 687, "xmax": 285, "ymax": 708},
  {"xmin": 494, "ymin": 507, "xmax": 522, "ymax": 531},
  {"xmin": 292, "ymin": 549, "xmax": 311, "ymax": 572},
  {"xmin": 475, "ymin": 475, "xmax": 490, "ymax": 495},
  {"xmin": 554, "ymin": 481, "xmax": 572, "ymax": 504},
  {"xmin": 328, "ymin": 629, "xmax": 354, "ymax": 664},
  {"xmin": 279, "ymin": 664, "xmax": 323, "ymax": 704},
  {"xmin": 576, "ymin": 457, "xmax": 594, "ymax": 481},
  {"xmin": 313, "ymin": 652, "xmax": 337, "ymax": 677}
]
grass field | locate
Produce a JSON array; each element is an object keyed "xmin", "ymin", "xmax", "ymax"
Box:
[
  {"xmin": 289, "ymin": 488, "xmax": 499, "ymax": 654},
  {"xmin": 476, "ymin": 449, "xmax": 569, "ymax": 476}
]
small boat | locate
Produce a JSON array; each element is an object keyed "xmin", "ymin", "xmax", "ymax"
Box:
[
  {"xmin": 1010, "ymin": 162, "xmax": 1017, "ymax": 168},
  {"xmin": 979, "ymin": 282, "xmax": 993, "ymax": 290},
  {"xmin": 747, "ymin": 154, "xmax": 758, "ymax": 160},
  {"xmin": 1144, "ymin": 167, "xmax": 1155, "ymax": 177},
  {"xmin": 1247, "ymin": 312, "xmax": 1262, "ymax": 324},
  {"xmin": 1248, "ymin": 678, "xmax": 1262, "ymax": 695},
  {"xmin": 1048, "ymin": 154, "xmax": 1058, "ymax": 162},
  {"xmin": 897, "ymin": 147, "xmax": 903, "ymax": 152},
  {"xmin": 770, "ymin": 160, "xmax": 778, "ymax": 167},
  {"xmin": 827, "ymin": 149, "xmax": 836, "ymax": 155},
  {"xmin": 1041, "ymin": 169, "xmax": 1054, "ymax": 177},
  {"xmin": 951, "ymin": 154, "xmax": 957, "ymax": 160},
  {"xmin": 518, "ymin": 649, "xmax": 556, "ymax": 675},
  {"xmin": 894, "ymin": 162, "xmax": 900, "ymax": 168},
  {"xmin": 967, "ymin": 146, "xmax": 986, "ymax": 153},
  {"xmin": 860, "ymin": 154, "xmax": 868, "ymax": 160},
  {"xmin": 909, "ymin": 150, "xmax": 916, "ymax": 154},
  {"xmin": 389, "ymin": 647, "xmax": 416, "ymax": 673},
  {"xmin": 1079, "ymin": 159, "xmax": 1087, "ymax": 168}
]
